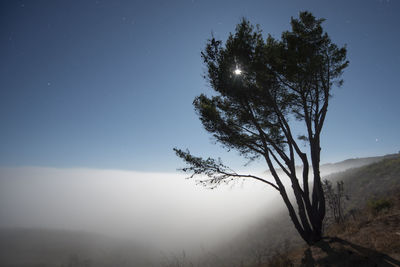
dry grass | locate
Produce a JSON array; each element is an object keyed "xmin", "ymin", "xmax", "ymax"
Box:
[
  {"xmin": 326, "ymin": 192, "xmax": 400, "ymax": 257},
  {"xmin": 259, "ymin": 190, "xmax": 400, "ymax": 267}
]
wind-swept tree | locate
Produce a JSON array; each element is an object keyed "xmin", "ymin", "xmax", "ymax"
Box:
[{"xmin": 174, "ymin": 12, "xmax": 348, "ymax": 245}]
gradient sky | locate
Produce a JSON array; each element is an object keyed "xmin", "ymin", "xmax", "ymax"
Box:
[{"xmin": 1, "ymin": 0, "xmax": 399, "ymax": 172}]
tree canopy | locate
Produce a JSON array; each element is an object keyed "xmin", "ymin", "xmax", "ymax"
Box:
[{"xmin": 174, "ymin": 11, "xmax": 348, "ymax": 245}]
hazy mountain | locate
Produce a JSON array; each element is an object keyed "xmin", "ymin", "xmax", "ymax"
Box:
[{"xmin": 319, "ymin": 153, "xmax": 399, "ymax": 176}]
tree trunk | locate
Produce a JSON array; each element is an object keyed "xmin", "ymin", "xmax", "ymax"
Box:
[
  {"xmin": 280, "ymin": 189, "xmax": 324, "ymax": 245},
  {"xmin": 280, "ymin": 139, "xmax": 325, "ymax": 245}
]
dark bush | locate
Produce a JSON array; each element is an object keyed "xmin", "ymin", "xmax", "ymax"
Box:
[{"xmin": 368, "ymin": 198, "xmax": 393, "ymax": 214}]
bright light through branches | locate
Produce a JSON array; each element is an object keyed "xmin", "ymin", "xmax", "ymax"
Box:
[{"xmin": 234, "ymin": 68, "xmax": 242, "ymax": 75}]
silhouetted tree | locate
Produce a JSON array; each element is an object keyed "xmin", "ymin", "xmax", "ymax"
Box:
[
  {"xmin": 323, "ymin": 180, "xmax": 348, "ymax": 224},
  {"xmin": 174, "ymin": 11, "xmax": 348, "ymax": 245}
]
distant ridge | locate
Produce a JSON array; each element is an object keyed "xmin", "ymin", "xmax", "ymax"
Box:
[
  {"xmin": 267, "ymin": 153, "xmax": 400, "ymax": 177},
  {"xmin": 320, "ymin": 153, "xmax": 399, "ymax": 176},
  {"xmin": 325, "ymin": 154, "xmax": 400, "ymax": 209}
]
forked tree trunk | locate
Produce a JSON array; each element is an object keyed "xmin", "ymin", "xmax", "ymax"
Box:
[
  {"xmin": 269, "ymin": 166, "xmax": 325, "ymax": 245},
  {"xmin": 268, "ymin": 142, "xmax": 325, "ymax": 246},
  {"xmin": 280, "ymin": 187, "xmax": 324, "ymax": 246}
]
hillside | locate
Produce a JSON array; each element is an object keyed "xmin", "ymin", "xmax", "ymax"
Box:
[
  {"xmin": 319, "ymin": 153, "xmax": 399, "ymax": 176},
  {"xmin": 267, "ymin": 187, "xmax": 400, "ymax": 267},
  {"xmin": 326, "ymin": 155, "xmax": 400, "ymax": 209},
  {"xmin": 271, "ymin": 153, "xmax": 398, "ymax": 178},
  {"xmin": 263, "ymin": 155, "xmax": 400, "ymax": 266},
  {"xmin": 212, "ymin": 154, "xmax": 400, "ymax": 266}
]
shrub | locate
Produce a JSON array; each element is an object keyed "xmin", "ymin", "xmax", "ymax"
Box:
[{"xmin": 368, "ymin": 198, "xmax": 393, "ymax": 214}]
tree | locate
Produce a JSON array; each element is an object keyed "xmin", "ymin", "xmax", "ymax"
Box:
[
  {"xmin": 174, "ymin": 11, "xmax": 348, "ymax": 245},
  {"xmin": 323, "ymin": 180, "xmax": 348, "ymax": 224}
]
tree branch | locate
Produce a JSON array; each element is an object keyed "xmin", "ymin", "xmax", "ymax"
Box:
[{"xmin": 174, "ymin": 148, "xmax": 279, "ymax": 191}]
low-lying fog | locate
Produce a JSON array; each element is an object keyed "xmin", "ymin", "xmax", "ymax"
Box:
[
  {"xmin": 0, "ymin": 156, "xmax": 376, "ymax": 263},
  {"xmin": 0, "ymin": 166, "xmax": 284, "ymax": 253}
]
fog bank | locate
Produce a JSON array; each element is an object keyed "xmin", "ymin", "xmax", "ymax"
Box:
[{"xmin": 0, "ymin": 167, "xmax": 281, "ymax": 252}]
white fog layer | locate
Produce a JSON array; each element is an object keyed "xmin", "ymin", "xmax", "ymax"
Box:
[
  {"xmin": 0, "ymin": 156, "xmax": 378, "ymax": 254},
  {"xmin": 0, "ymin": 167, "xmax": 283, "ymax": 252}
]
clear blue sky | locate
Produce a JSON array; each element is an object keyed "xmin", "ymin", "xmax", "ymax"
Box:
[{"xmin": 1, "ymin": 0, "xmax": 399, "ymax": 172}]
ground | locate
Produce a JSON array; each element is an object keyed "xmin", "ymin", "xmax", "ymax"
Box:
[{"xmin": 264, "ymin": 190, "xmax": 400, "ymax": 267}]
